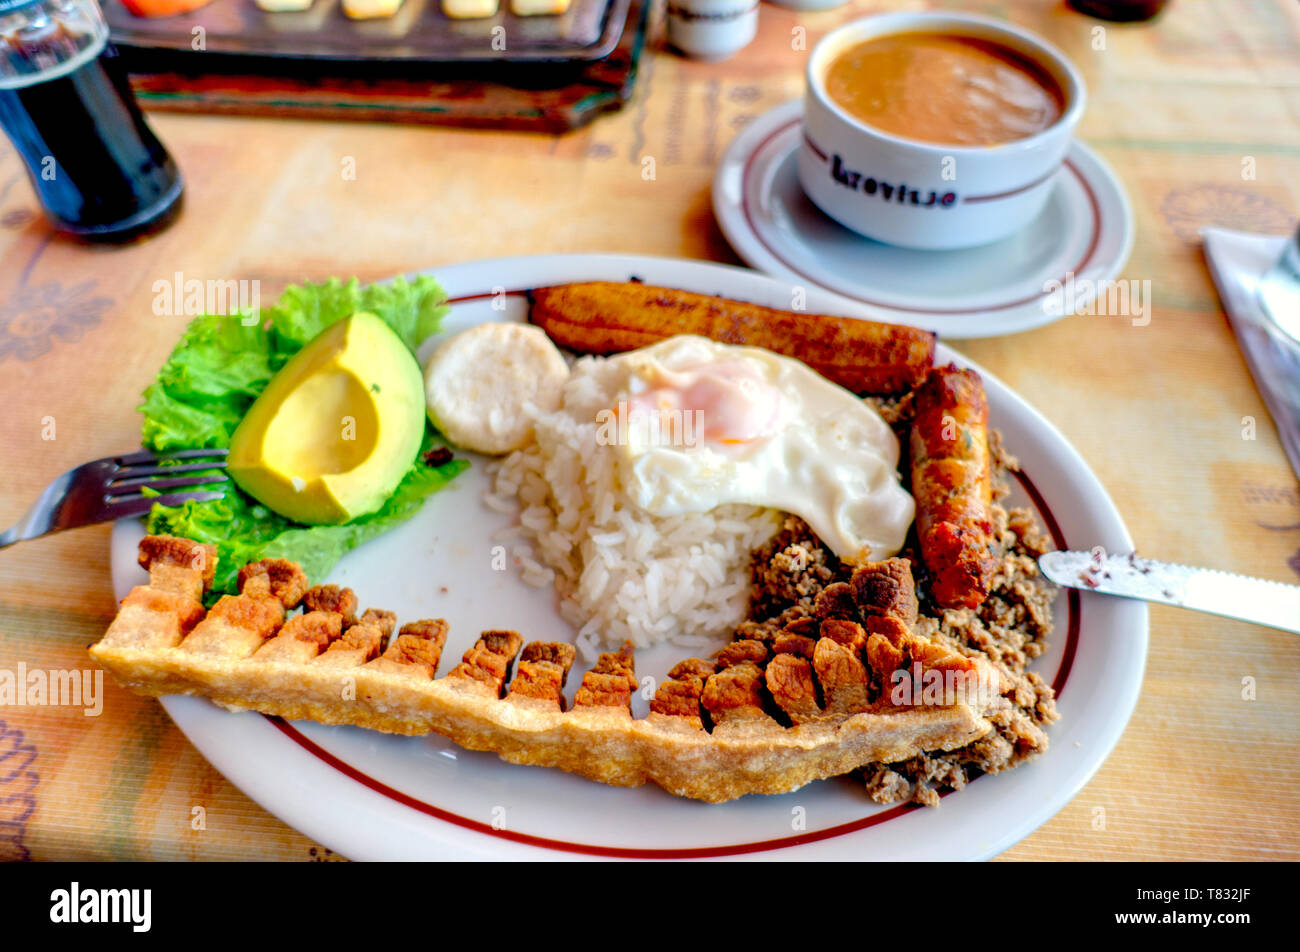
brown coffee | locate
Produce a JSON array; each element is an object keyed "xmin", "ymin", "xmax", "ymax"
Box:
[{"xmin": 824, "ymin": 32, "xmax": 1065, "ymax": 147}]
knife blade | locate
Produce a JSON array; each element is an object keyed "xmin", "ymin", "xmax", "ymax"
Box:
[{"xmin": 1039, "ymin": 550, "xmax": 1300, "ymax": 634}]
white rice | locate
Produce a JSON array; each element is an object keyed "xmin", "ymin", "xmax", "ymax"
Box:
[{"xmin": 485, "ymin": 355, "xmax": 783, "ymax": 660}]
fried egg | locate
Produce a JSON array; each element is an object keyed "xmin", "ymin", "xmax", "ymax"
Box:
[{"xmin": 599, "ymin": 335, "xmax": 914, "ymax": 561}]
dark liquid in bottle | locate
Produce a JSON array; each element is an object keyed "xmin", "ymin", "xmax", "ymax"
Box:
[
  {"xmin": 1067, "ymin": 0, "xmax": 1170, "ymax": 22},
  {"xmin": 0, "ymin": 36, "xmax": 182, "ymax": 239}
]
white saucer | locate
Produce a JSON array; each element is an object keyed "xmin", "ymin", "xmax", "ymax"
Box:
[{"xmin": 713, "ymin": 100, "xmax": 1135, "ymax": 338}]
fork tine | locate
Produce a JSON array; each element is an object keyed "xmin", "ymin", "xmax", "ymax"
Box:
[
  {"xmin": 113, "ymin": 447, "xmax": 230, "ymax": 466},
  {"xmin": 102, "ymin": 491, "xmax": 227, "ymax": 522},
  {"xmin": 2, "ymin": 451, "xmax": 236, "ymax": 550},
  {"xmin": 107, "ymin": 474, "xmax": 230, "ymax": 496},
  {"xmin": 112, "ymin": 459, "xmax": 230, "ymax": 480}
]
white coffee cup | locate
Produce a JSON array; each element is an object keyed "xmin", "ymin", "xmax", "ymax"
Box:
[{"xmin": 797, "ymin": 12, "xmax": 1086, "ymax": 250}]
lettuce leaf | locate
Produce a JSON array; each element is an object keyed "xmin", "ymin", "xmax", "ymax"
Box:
[
  {"xmin": 268, "ymin": 275, "xmax": 450, "ymax": 355},
  {"xmin": 138, "ymin": 275, "xmax": 467, "ymax": 602},
  {"xmin": 139, "ymin": 315, "xmax": 277, "ymax": 451}
]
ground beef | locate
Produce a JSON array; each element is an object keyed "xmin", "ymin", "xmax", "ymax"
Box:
[
  {"xmin": 739, "ymin": 435, "xmax": 1061, "ymax": 808},
  {"xmin": 858, "ymin": 453, "xmax": 1061, "ymax": 807},
  {"xmin": 746, "ymin": 518, "xmax": 841, "ymax": 620}
]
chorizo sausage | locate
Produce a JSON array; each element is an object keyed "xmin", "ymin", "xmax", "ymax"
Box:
[{"xmin": 909, "ymin": 365, "xmax": 996, "ymax": 610}]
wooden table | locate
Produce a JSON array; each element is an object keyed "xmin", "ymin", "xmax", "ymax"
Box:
[{"xmin": 1, "ymin": 0, "xmax": 1297, "ymax": 861}]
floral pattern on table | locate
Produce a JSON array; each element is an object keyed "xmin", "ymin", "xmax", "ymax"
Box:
[
  {"xmin": 1161, "ymin": 184, "xmax": 1294, "ymax": 243},
  {"xmin": 0, "ymin": 721, "xmax": 38, "ymax": 862},
  {"xmin": 0, "ymin": 280, "xmax": 113, "ymax": 363}
]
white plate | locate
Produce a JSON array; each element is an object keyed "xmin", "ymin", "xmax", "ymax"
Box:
[
  {"xmin": 110, "ymin": 254, "xmax": 1147, "ymax": 860},
  {"xmin": 713, "ymin": 101, "xmax": 1135, "ymax": 339}
]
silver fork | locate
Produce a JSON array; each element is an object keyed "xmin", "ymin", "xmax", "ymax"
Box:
[{"xmin": 0, "ymin": 448, "xmax": 229, "ymax": 549}]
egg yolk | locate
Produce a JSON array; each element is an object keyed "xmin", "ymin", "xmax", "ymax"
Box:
[{"xmin": 625, "ymin": 360, "xmax": 782, "ymax": 447}]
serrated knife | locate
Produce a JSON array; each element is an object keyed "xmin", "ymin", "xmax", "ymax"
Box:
[{"xmin": 1039, "ymin": 550, "xmax": 1300, "ymax": 634}]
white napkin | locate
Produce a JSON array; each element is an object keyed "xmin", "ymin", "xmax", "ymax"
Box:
[{"xmin": 1202, "ymin": 226, "xmax": 1300, "ymax": 482}]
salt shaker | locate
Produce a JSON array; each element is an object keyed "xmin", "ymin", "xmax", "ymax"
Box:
[{"xmin": 666, "ymin": 0, "xmax": 759, "ymax": 62}]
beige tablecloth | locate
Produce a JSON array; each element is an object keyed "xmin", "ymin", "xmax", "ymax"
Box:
[{"xmin": 1, "ymin": 0, "xmax": 1297, "ymax": 860}]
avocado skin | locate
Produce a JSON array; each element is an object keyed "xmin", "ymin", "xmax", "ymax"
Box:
[{"xmin": 228, "ymin": 312, "xmax": 426, "ymax": 526}]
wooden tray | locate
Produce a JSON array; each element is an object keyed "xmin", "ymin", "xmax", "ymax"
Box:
[
  {"xmin": 105, "ymin": 0, "xmax": 632, "ymax": 62},
  {"xmin": 122, "ymin": 0, "xmax": 653, "ymax": 131}
]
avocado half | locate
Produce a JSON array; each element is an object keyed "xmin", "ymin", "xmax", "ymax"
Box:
[{"xmin": 228, "ymin": 312, "xmax": 426, "ymax": 526}]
